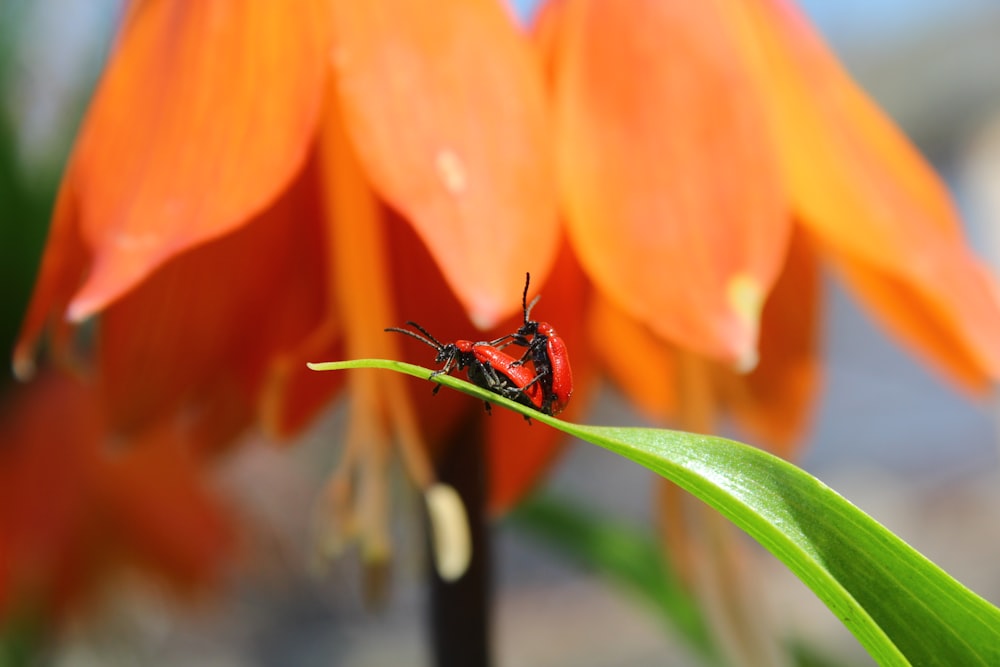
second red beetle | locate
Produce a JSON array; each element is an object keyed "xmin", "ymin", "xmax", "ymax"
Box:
[{"xmin": 503, "ymin": 273, "xmax": 574, "ymax": 416}]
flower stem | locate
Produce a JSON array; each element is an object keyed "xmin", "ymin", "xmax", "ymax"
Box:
[{"xmin": 428, "ymin": 410, "xmax": 492, "ymax": 667}]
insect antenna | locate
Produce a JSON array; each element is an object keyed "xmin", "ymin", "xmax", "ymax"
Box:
[
  {"xmin": 404, "ymin": 321, "xmax": 443, "ymax": 344},
  {"xmin": 522, "ymin": 272, "xmax": 541, "ymax": 323},
  {"xmin": 384, "ymin": 322, "xmax": 444, "ymax": 351}
]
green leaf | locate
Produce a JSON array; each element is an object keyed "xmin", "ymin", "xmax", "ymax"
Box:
[{"xmin": 309, "ymin": 360, "xmax": 1000, "ymax": 665}]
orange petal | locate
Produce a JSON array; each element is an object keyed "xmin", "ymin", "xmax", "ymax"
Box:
[
  {"xmin": 0, "ymin": 374, "xmax": 234, "ymax": 607},
  {"xmin": 330, "ymin": 0, "xmax": 559, "ymax": 327},
  {"xmin": 551, "ymin": 0, "xmax": 789, "ymax": 365},
  {"xmin": 588, "ymin": 294, "xmax": 678, "ymax": 422},
  {"xmin": 258, "ymin": 136, "xmax": 346, "ymax": 440},
  {"xmin": 486, "ymin": 407, "xmax": 566, "ymax": 514},
  {"xmin": 99, "ymin": 422, "xmax": 234, "ymax": 591},
  {"xmin": 65, "ymin": 0, "xmax": 330, "ymax": 319},
  {"xmin": 261, "ymin": 327, "xmax": 345, "ymax": 440},
  {"xmin": 742, "ymin": 0, "xmax": 1000, "ymax": 384},
  {"xmin": 530, "ymin": 0, "xmax": 564, "ymax": 83},
  {"xmin": 0, "ymin": 374, "xmax": 103, "ymax": 617},
  {"xmin": 13, "ymin": 183, "xmax": 86, "ymax": 379},
  {"xmin": 98, "ymin": 167, "xmax": 326, "ymax": 454},
  {"xmin": 831, "ymin": 254, "xmax": 992, "ymax": 392},
  {"xmin": 715, "ymin": 226, "xmax": 820, "ymax": 456}
]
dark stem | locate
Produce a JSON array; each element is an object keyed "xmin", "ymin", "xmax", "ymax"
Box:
[{"xmin": 428, "ymin": 411, "xmax": 491, "ymax": 667}]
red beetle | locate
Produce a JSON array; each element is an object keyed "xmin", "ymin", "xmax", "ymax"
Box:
[
  {"xmin": 506, "ymin": 273, "xmax": 573, "ymax": 416},
  {"xmin": 385, "ymin": 321, "xmax": 545, "ymax": 414}
]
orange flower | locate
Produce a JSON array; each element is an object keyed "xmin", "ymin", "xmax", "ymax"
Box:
[
  {"xmin": 12, "ymin": 0, "xmax": 574, "ymax": 581},
  {"xmin": 12, "ymin": 0, "xmax": 1000, "ymax": 588},
  {"xmin": 538, "ymin": 0, "xmax": 1000, "ymax": 451},
  {"xmin": 0, "ymin": 373, "xmax": 233, "ymax": 624}
]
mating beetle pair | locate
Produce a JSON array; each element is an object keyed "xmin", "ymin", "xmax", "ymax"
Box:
[{"xmin": 385, "ymin": 273, "xmax": 572, "ymax": 417}]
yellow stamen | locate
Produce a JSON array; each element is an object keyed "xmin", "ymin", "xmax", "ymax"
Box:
[
  {"xmin": 726, "ymin": 273, "xmax": 764, "ymax": 373},
  {"xmin": 310, "ymin": 84, "xmax": 473, "ymax": 588},
  {"xmin": 424, "ymin": 483, "xmax": 471, "ymax": 582}
]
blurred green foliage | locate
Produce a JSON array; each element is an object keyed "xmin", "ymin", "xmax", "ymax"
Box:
[
  {"xmin": 0, "ymin": 0, "xmax": 103, "ymax": 393},
  {"xmin": 0, "ymin": 102, "xmax": 55, "ymax": 393}
]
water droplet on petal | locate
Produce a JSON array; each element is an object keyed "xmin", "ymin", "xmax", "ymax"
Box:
[
  {"xmin": 114, "ymin": 231, "xmax": 160, "ymax": 252},
  {"xmin": 436, "ymin": 149, "xmax": 467, "ymax": 195}
]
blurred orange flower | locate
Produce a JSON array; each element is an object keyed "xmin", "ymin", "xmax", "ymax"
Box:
[
  {"xmin": 10, "ymin": 0, "xmax": 1000, "ymax": 605},
  {"xmin": 539, "ymin": 0, "xmax": 1000, "ymax": 449},
  {"xmin": 0, "ymin": 374, "xmax": 232, "ymax": 625},
  {"xmin": 12, "ymin": 0, "xmax": 574, "ymax": 582}
]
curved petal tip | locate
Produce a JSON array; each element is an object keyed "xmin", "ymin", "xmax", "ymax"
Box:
[{"xmin": 468, "ymin": 297, "xmax": 506, "ymax": 331}]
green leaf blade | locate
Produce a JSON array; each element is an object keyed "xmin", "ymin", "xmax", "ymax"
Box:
[
  {"xmin": 571, "ymin": 425, "xmax": 1000, "ymax": 666},
  {"xmin": 309, "ymin": 360, "xmax": 1000, "ymax": 665}
]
